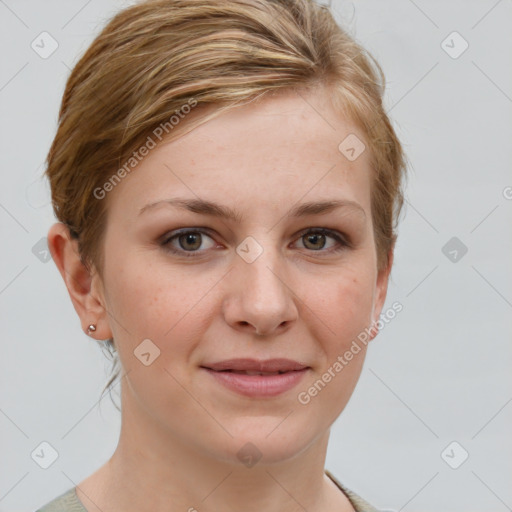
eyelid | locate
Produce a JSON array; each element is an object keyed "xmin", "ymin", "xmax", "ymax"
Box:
[{"xmin": 160, "ymin": 226, "xmax": 216, "ymax": 243}]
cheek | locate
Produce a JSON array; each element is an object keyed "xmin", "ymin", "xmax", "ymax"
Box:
[
  {"xmin": 103, "ymin": 255, "xmax": 213, "ymax": 363},
  {"xmin": 312, "ymin": 267, "xmax": 375, "ymax": 348},
  {"xmin": 294, "ymin": 270, "xmax": 373, "ymax": 424}
]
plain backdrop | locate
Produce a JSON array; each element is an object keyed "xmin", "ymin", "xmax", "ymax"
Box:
[{"xmin": 1, "ymin": 1, "xmax": 511, "ymax": 511}]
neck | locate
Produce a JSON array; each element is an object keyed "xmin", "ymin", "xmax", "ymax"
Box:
[{"xmin": 75, "ymin": 382, "xmax": 354, "ymax": 512}]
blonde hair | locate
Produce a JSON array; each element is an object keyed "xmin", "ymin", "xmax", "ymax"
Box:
[{"xmin": 46, "ymin": 0, "xmax": 407, "ymax": 404}]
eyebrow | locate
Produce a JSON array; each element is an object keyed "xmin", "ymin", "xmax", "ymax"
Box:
[{"xmin": 138, "ymin": 197, "xmax": 366, "ymax": 221}]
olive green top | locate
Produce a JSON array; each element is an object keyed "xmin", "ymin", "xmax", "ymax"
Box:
[{"xmin": 35, "ymin": 470, "xmax": 380, "ymax": 511}]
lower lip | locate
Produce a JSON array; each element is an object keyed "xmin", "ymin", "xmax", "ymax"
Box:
[{"xmin": 202, "ymin": 368, "xmax": 309, "ymax": 397}]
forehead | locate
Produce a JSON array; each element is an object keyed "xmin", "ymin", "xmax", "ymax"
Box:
[{"xmin": 106, "ymin": 88, "xmax": 372, "ymax": 220}]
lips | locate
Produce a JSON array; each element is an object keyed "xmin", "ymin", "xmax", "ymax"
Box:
[
  {"xmin": 201, "ymin": 358, "xmax": 310, "ymax": 397},
  {"xmin": 228, "ymin": 370, "xmax": 284, "ymax": 375},
  {"xmin": 201, "ymin": 358, "xmax": 309, "ymax": 374}
]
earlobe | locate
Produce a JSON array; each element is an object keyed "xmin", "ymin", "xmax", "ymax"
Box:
[{"xmin": 47, "ymin": 222, "xmax": 112, "ymax": 340}]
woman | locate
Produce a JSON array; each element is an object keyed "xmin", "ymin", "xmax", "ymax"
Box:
[{"xmin": 37, "ymin": 0, "xmax": 406, "ymax": 510}]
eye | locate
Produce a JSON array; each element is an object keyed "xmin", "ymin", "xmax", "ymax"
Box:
[
  {"xmin": 294, "ymin": 228, "xmax": 349, "ymax": 253},
  {"xmin": 160, "ymin": 227, "xmax": 350, "ymax": 258},
  {"xmin": 161, "ymin": 229, "xmax": 217, "ymax": 256}
]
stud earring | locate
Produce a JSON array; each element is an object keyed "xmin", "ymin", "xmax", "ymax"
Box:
[{"xmin": 87, "ymin": 324, "xmax": 97, "ymax": 334}]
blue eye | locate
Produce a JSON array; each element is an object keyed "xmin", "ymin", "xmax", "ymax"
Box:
[{"xmin": 160, "ymin": 227, "xmax": 350, "ymax": 258}]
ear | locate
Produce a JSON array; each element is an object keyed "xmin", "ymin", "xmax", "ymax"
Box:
[
  {"xmin": 368, "ymin": 242, "xmax": 395, "ymax": 341},
  {"xmin": 47, "ymin": 222, "xmax": 112, "ymax": 340}
]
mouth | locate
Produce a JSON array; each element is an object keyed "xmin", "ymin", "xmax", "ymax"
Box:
[
  {"xmin": 200, "ymin": 358, "xmax": 310, "ymax": 397},
  {"xmin": 201, "ymin": 358, "xmax": 309, "ymax": 373},
  {"xmin": 212, "ymin": 369, "xmax": 289, "ymax": 376}
]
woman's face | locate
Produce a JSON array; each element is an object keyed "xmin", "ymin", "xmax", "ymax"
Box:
[{"xmin": 94, "ymin": 88, "xmax": 391, "ymax": 464}]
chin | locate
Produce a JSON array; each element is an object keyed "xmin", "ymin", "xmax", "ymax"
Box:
[{"xmin": 209, "ymin": 419, "xmax": 321, "ymax": 467}]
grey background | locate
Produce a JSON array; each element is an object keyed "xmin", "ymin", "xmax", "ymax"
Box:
[{"xmin": 1, "ymin": 1, "xmax": 511, "ymax": 511}]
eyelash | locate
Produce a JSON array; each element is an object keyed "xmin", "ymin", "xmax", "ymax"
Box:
[{"xmin": 160, "ymin": 227, "xmax": 350, "ymax": 258}]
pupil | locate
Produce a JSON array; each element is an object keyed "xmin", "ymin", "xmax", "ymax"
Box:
[
  {"xmin": 180, "ymin": 233, "xmax": 201, "ymax": 250},
  {"xmin": 305, "ymin": 233, "xmax": 325, "ymax": 250}
]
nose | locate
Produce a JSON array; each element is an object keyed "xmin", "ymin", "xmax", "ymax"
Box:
[{"xmin": 222, "ymin": 246, "xmax": 299, "ymax": 337}]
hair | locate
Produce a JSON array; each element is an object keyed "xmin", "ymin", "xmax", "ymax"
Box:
[{"xmin": 45, "ymin": 0, "xmax": 407, "ymax": 408}]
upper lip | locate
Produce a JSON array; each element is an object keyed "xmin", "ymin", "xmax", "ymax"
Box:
[{"xmin": 201, "ymin": 358, "xmax": 309, "ymax": 372}]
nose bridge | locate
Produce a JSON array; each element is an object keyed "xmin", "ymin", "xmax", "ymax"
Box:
[
  {"xmin": 239, "ymin": 233, "xmax": 287, "ymax": 301},
  {"xmin": 224, "ymin": 233, "xmax": 298, "ymax": 335}
]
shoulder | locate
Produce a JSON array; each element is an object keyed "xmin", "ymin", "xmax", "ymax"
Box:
[
  {"xmin": 325, "ymin": 469, "xmax": 382, "ymax": 512},
  {"xmin": 34, "ymin": 487, "xmax": 87, "ymax": 512}
]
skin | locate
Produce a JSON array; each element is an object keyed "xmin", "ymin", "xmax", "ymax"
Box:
[{"xmin": 48, "ymin": 86, "xmax": 393, "ymax": 512}]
